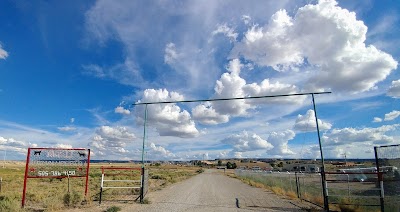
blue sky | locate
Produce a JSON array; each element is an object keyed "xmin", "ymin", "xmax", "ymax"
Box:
[{"xmin": 0, "ymin": 0, "xmax": 399, "ymax": 160}]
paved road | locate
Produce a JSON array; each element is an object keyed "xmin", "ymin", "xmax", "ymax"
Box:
[{"xmin": 125, "ymin": 169, "xmax": 310, "ymax": 212}]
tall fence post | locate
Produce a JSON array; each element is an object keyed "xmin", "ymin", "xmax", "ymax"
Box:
[
  {"xmin": 295, "ymin": 172, "xmax": 300, "ymax": 199},
  {"xmin": 374, "ymin": 146, "xmax": 385, "ymax": 212},
  {"xmin": 140, "ymin": 167, "xmax": 145, "ymax": 203},
  {"xmin": 99, "ymin": 172, "xmax": 104, "ymax": 205},
  {"xmin": 312, "ymin": 94, "xmax": 329, "ymax": 211}
]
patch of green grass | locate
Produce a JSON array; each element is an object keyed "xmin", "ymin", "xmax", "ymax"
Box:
[
  {"xmin": 0, "ymin": 195, "xmax": 22, "ymax": 212},
  {"xmin": 142, "ymin": 198, "xmax": 151, "ymax": 204},
  {"xmin": 196, "ymin": 168, "xmax": 204, "ymax": 173}
]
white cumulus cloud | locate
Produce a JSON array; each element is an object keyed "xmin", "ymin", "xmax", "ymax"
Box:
[
  {"xmin": 147, "ymin": 143, "xmax": 178, "ymax": 160},
  {"xmin": 372, "ymin": 117, "xmax": 382, "ymax": 123},
  {"xmin": 0, "ymin": 43, "xmax": 8, "ymax": 59},
  {"xmin": 89, "ymin": 126, "xmax": 135, "ymax": 155},
  {"xmin": 135, "ymin": 89, "xmax": 199, "ymax": 138},
  {"xmin": 231, "ymin": 0, "xmax": 398, "ymax": 93},
  {"xmin": 387, "ymin": 79, "xmax": 400, "ymax": 98},
  {"xmin": 192, "ymin": 103, "xmax": 229, "ymax": 125},
  {"xmin": 243, "ymin": 79, "xmax": 306, "ymax": 104},
  {"xmin": 196, "ymin": 59, "xmax": 305, "ymax": 125},
  {"xmin": 221, "ymin": 131, "xmax": 273, "ymax": 152},
  {"xmin": 266, "ymin": 130, "xmax": 295, "ymax": 156},
  {"xmin": 231, "ymin": 10, "xmax": 303, "ymax": 71},
  {"xmin": 0, "ymin": 136, "xmax": 36, "ymax": 154},
  {"xmin": 384, "ymin": 110, "xmax": 400, "ymax": 121},
  {"xmin": 55, "ymin": 144, "xmax": 73, "ymax": 149},
  {"xmin": 322, "ymin": 124, "xmax": 399, "ymax": 146},
  {"xmin": 294, "ymin": 110, "xmax": 332, "ymax": 132},
  {"xmin": 115, "ymin": 106, "xmax": 131, "ymax": 115}
]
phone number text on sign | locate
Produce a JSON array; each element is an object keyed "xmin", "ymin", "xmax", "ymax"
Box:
[{"xmin": 37, "ymin": 170, "xmax": 76, "ymax": 177}]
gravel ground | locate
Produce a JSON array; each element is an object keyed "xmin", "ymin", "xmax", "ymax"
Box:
[{"xmin": 120, "ymin": 169, "xmax": 313, "ymax": 212}]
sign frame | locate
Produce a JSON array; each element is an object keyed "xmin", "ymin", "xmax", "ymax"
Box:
[{"xmin": 21, "ymin": 147, "xmax": 91, "ymax": 208}]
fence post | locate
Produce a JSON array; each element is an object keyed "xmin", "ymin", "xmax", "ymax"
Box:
[
  {"xmin": 295, "ymin": 172, "xmax": 300, "ymax": 199},
  {"xmin": 99, "ymin": 173, "xmax": 104, "ymax": 205},
  {"xmin": 374, "ymin": 146, "xmax": 385, "ymax": 212},
  {"xmin": 67, "ymin": 174, "xmax": 70, "ymax": 194},
  {"xmin": 347, "ymin": 174, "xmax": 350, "ymax": 197},
  {"xmin": 140, "ymin": 167, "xmax": 145, "ymax": 203}
]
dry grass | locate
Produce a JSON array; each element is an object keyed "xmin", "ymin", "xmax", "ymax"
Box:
[
  {"xmin": 231, "ymin": 172, "xmax": 382, "ymax": 212},
  {"xmin": 271, "ymin": 186, "xmax": 286, "ymax": 196},
  {"xmin": 286, "ymin": 190, "xmax": 298, "ymax": 199},
  {"xmin": 0, "ymin": 162, "xmax": 200, "ymax": 211}
]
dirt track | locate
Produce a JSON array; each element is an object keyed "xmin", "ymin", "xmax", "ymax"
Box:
[{"xmin": 121, "ymin": 169, "xmax": 312, "ymax": 212}]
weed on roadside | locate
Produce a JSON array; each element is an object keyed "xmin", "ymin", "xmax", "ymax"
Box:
[{"xmin": 105, "ymin": 205, "xmax": 121, "ymax": 212}]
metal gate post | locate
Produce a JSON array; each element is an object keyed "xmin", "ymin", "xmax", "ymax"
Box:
[
  {"xmin": 140, "ymin": 167, "xmax": 145, "ymax": 203},
  {"xmin": 99, "ymin": 173, "xmax": 104, "ymax": 205},
  {"xmin": 21, "ymin": 148, "xmax": 31, "ymax": 208},
  {"xmin": 312, "ymin": 94, "xmax": 329, "ymax": 211},
  {"xmin": 374, "ymin": 146, "xmax": 385, "ymax": 212},
  {"xmin": 295, "ymin": 172, "xmax": 300, "ymax": 199}
]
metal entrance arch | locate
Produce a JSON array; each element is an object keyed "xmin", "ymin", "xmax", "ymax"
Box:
[{"xmin": 133, "ymin": 92, "xmax": 331, "ymax": 210}]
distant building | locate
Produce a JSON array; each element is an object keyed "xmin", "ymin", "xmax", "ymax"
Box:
[
  {"xmin": 283, "ymin": 163, "xmax": 320, "ymax": 173},
  {"xmin": 201, "ymin": 161, "xmax": 213, "ymax": 165}
]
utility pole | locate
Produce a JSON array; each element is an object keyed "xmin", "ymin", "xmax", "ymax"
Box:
[
  {"xmin": 3, "ymin": 150, "xmax": 6, "ymax": 168},
  {"xmin": 312, "ymin": 94, "xmax": 329, "ymax": 211},
  {"xmin": 341, "ymin": 152, "xmax": 347, "ymax": 166},
  {"xmin": 140, "ymin": 104, "xmax": 148, "ymax": 204}
]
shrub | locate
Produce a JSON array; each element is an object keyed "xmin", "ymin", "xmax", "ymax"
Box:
[
  {"xmin": 105, "ymin": 206, "xmax": 121, "ymax": 212},
  {"xmin": 142, "ymin": 198, "xmax": 151, "ymax": 204},
  {"xmin": 63, "ymin": 191, "xmax": 83, "ymax": 207}
]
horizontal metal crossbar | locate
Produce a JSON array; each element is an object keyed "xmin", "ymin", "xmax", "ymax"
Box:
[
  {"xmin": 103, "ymin": 180, "xmax": 141, "ymax": 182},
  {"xmin": 133, "ymin": 92, "xmax": 331, "ymax": 105},
  {"xmin": 28, "ymin": 175, "xmax": 86, "ymax": 179},
  {"xmin": 28, "ymin": 147, "xmax": 86, "ymax": 150},
  {"xmin": 325, "ymin": 172, "xmax": 378, "ymax": 175},
  {"xmin": 329, "ymin": 202, "xmax": 381, "ymax": 207},
  {"xmin": 101, "ymin": 167, "xmax": 142, "ymax": 170},
  {"xmin": 328, "ymin": 187, "xmax": 380, "ymax": 191},
  {"xmin": 102, "ymin": 186, "xmax": 140, "ymax": 189},
  {"xmin": 328, "ymin": 195, "xmax": 380, "ymax": 198}
]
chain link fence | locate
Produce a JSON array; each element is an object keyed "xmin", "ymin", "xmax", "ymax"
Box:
[
  {"xmin": 235, "ymin": 170, "xmax": 323, "ymax": 207},
  {"xmin": 325, "ymin": 171, "xmax": 381, "ymax": 211},
  {"xmin": 375, "ymin": 144, "xmax": 400, "ymax": 212}
]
